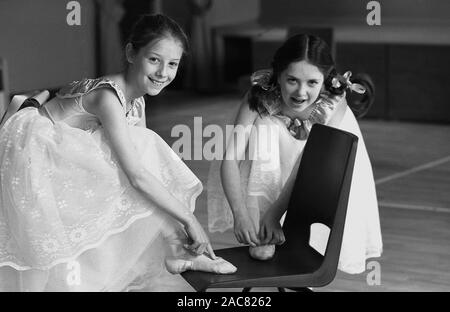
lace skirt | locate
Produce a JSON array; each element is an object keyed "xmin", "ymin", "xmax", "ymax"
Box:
[{"xmin": 0, "ymin": 108, "xmax": 202, "ymax": 291}]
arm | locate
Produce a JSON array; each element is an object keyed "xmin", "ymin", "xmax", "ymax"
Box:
[
  {"xmin": 83, "ymin": 89, "xmax": 216, "ymax": 257},
  {"xmin": 259, "ymin": 154, "xmax": 301, "ymax": 245},
  {"xmin": 221, "ymin": 94, "xmax": 260, "ymax": 246}
]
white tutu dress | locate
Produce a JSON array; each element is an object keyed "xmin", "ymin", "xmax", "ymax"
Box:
[
  {"xmin": 0, "ymin": 78, "xmax": 202, "ymax": 291},
  {"xmin": 207, "ymin": 90, "xmax": 383, "ymax": 274}
]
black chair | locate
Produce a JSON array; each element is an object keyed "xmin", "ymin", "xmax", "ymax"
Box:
[{"xmin": 181, "ymin": 124, "xmax": 358, "ymax": 292}]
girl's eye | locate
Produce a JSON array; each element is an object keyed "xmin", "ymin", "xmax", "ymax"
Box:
[
  {"xmin": 148, "ymin": 57, "xmax": 160, "ymax": 64},
  {"xmin": 169, "ymin": 62, "xmax": 179, "ymax": 68},
  {"xmin": 309, "ymin": 80, "xmax": 319, "ymax": 86},
  {"xmin": 287, "ymin": 78, "xmax": 297, "ymax": 84}
]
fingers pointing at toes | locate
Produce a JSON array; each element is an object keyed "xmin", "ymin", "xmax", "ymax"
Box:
[{"xmin": 206, "ymin": 244, "xmax": 217, "ymax": 260}]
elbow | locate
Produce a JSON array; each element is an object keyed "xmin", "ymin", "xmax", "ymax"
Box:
[{"xmin": 127, "ymin": 170, "xmax": 147, "ymax": 191}]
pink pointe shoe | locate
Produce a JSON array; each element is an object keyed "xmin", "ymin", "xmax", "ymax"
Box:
[
  {"xmin": 165, "ymin": 254, "xmax": 237, "ymax": 275},
  {"xmin": 249, "ymin": 244, "xmax": 275, "ymax": 260}
]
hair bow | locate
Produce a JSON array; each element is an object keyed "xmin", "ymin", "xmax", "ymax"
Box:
[
  {"xmin": 250, "ymin": 69, "xmax": 275, "ymax": 91},
  {"xmin": 331, "ymin": 71, "xmax": 366, "ymax": 94}
]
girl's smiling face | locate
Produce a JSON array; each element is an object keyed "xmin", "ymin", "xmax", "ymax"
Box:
[
  {"xmin": 128, "ymin": 36, "xmax": 183, "ymax": 96},
  {"xmin": 278, "ymin": 60, "xmax": 324, "ymax": 119}
]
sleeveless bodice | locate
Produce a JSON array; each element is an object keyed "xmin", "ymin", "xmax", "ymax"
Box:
[{"xmin": 41, "ymin": 78, "xmax": 145, "ymax": 130}]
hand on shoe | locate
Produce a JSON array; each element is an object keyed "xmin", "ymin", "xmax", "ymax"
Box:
[
  {"xmin": 183, "ymin": 215, "xmax": 217, "ymax": 259},
  {"xmin": 259, "ymin": 213, "xmax": 285, "ymax": 245},
  {"xmin": 233, "ymin": 211, "xmax": 260, "ymax": 247}
]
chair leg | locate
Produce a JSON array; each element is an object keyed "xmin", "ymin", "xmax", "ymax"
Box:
[{"xmin": 242, "ymin": 287, "xmax": 252, "ymax": 292}]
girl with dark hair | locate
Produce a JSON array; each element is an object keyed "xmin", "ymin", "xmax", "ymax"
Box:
[
  {"xmin": 0, "ymin": 14, "xmax": 236, "ymax": 292},
  {"xmin": 207, "ymin": 34, "xmax": 382, "ymax": 274}
]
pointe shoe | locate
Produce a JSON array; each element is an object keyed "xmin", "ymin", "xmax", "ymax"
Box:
[
  {"xmin": 192, "ymin": 255, "xmax": 237, "ymax": 274},
  {"xmin": 32, "ymin": 90, "xmax": 50, "ymax": 105},
  {"xmin": 249, "ymin": 245, "xmax": 275, "ymax": 260},
  {"xmin": 165, "ymin": 255, "xmax": 237, "ymax": 275},
  {"xmin": 165, "ymin": 258, "xmax": 194, "ymax": 274},
  {"xmin": 0, "ymin": 95, "xmax": 27, "ymax": 128}
]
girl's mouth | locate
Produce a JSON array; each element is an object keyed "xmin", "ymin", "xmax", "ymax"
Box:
[
  {"xmin": 290, "ymin": 97, "xmax": 308, "ymax": 106},
  {"xmin": 148, "ymin": 77, "xmax": 168, "ymax": 87}
]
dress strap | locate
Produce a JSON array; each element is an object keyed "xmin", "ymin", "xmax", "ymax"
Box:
[{"xmin": 56, "ymin": 77, "xmax": 128, "ymax": 109}]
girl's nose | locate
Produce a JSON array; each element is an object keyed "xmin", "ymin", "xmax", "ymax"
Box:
[
  {"xmin": 296, "ymin": 84, "xmax": 308, "ymax": 98},
  {"xmin": 156, "ymin": 64, "xmax": 168, "ymax": 78}
]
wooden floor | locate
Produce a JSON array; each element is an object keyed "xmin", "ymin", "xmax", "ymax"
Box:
[{"xmin": 147, "ymin": 90, "xmax": 450, "ymax": 292}]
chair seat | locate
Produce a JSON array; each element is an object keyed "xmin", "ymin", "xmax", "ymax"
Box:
[{"xmin": 181, "ymin": 243, "xmax": 325, "ymax": 291}]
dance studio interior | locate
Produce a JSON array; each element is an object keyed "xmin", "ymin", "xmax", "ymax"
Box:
[{"xmin": 0, "ymin": 0, "xmax": 449, "ymax": 292}]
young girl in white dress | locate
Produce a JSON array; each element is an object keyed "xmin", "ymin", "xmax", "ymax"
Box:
[
  {"xmin": 207, "ymin": 34, "xmax": 383, "ymax": 274},
  {"xmin": 0, "ymin": 14, "xmax": 236, "ymax": 292}
]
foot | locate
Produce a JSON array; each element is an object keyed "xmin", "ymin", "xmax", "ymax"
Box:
[
  {"xmin": 165, "ymin": 254, "xmax": 237, "ymax": 275},
  {"xmin": 249, "ymin": 244, "xmax": 275, "ymax": 260}
]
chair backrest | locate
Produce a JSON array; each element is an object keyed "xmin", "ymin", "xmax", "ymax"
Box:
[{"xmin": 282, "ymin": 124, "xmax": 358, "ymax": 278}]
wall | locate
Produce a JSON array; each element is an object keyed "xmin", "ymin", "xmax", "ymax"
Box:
[
  {"xmin": 260, "ymin": 0, "xmax": 450, "ymax": 26},
  {"xmin": 259, "ymin": 0, "xmax": 450, "ymax": 45},
  {"xmin": 162, "ymin": 0, "xmax": 260, "ymax": 29},
  {"xmin": 0, "ymin": 0, "xmax": 96, "ymax": 93},
  {"xmin": 208, "ymin": 0, "xmax": 259, "ymax": 27}
]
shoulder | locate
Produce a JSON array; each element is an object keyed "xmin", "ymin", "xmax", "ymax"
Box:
[
  {"xmin": 81, "ymin": 87, "xmax": 125, "ymax": 119},
  {"xmin": 85, "ymin": 87, "xmax": 122, "ymax": 108},
  {"xmin": 57, "ymin": 77, "xmax": 125, "ymax": 107},
  {"xmin": 235, "ymin": 91, "xmax": 259, "ymax": 126},
  {"xmin": 87, "ymin": 87, "xmax": 121, "ymax": 103},
  {"xmin": 57, "ymin": 78, "xmax": 105, "ymax": 98}
]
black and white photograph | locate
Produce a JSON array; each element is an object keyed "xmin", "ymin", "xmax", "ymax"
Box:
[{"xmin": 0, "ymin": 0, "xmax": 449, "ymax": 294}]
